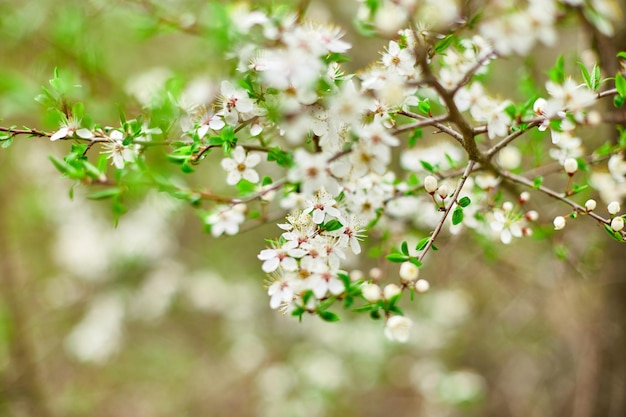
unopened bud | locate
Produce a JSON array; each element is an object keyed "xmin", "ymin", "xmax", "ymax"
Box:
[
  {"xmin": 399, "ymin": 261, "xmax": 419, "ymax": 282},
  {"xmin": 362, "ymin": 283, "xmax": 382, "ymax": 302},
  {"xmin": 585, "ymin": 199, "xmax": 597, "ymax": 212},
  {"xmin": 611, "ymin": 216, "xmax": 624, "ymax": 232},
  {"xmin": 564, "ymin": 158, "xmax": 578, "ymax": 175},
  {"xmin": 587, "ymin": 110, "xmax": 601, "ymax": 125},
  {"xmin": 424, "ymin": 175, "xmax": 438, "ymax": 194},
  {"xmin": 608, "ymin": 201, "xmax": 621, "ymax": 215},
  {"xmin": 522, "ymin": 226, "xmax": 533, "ymax": 237},
  {"xmin": 437, "ymin": 184, "xmax": 449, "ymax": 199},
  {"xmin": 383, "ymin": 283, "xmax": 402, "ymax": 300},
  {"xmin": 533, "ymin": 98, "xmax": 547, "ymax": 115},
  {"xmin": 414, "ymin": 279, "xmax": 430, "ymax": 293},
  {"xmin": 369, "ymin": 267, "xmax": 382, "ymax": 280},
  {"xmin": 350, "ymin": 269, "xmax": 364, "ymax": 282},
  {"xmin": 525, "ymin": 210, "xmax": 539, "ymax": 221},
  {"xmin": 553, "ymin": 216, "xmax": 566, "ymax": 230},
  {"xmin": 502, "ymin": 201, "xmax": 514, "ymax": 212},
  {"xmin": 519, "ymin": 192, "xmax": 530, "ymax": 204}
]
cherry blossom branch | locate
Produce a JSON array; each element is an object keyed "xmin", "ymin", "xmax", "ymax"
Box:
[
  {"xmin": 485, "ymin": 121, "xmax": 541, "ymax": 159},
  {"xmin": 194, "ymin": 179, "xmax": 287, "ymax": 205},
  {"xmin": 392, "ymin": 113, "xmax": 450, "ymax": 134},
  {"xmin": 395, "ymin": 110, "xmax": 463, "ymax": 143},
  {"xmin": 418, "ymin": 160, "xmax": 476, "ymax": 262},
  {"xmin": 450, "ymin": 51, "xmax": 497, "ymax": 96},
  {"xmin": 0, "ymin": 126, "xmax": 50, "ymax": 138},
  {"xmin": 498, "ymin": 169, "xmax": 626, "ymax": 238}
]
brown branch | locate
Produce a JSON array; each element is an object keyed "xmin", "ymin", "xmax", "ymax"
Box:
[
  {"xmin": 418, "ymin": 160, "xmax": 476, "ymax": 262},
  {"xmin": 497, "ymin": 169, "xmax": 626, "ymax": 238}
]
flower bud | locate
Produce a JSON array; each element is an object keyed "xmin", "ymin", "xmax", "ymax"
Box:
[
  {"xmin": 525, "ymin": 210, "xmax": 539, "ymax": 222},
  {"xmin": 369, "ymin": 267, "xmax": 382, "ymax": 280},
  {"xmin": 585, "ymin": 199, "xmax": 597, "ymax": 212},
  {"xmin": 553, "ymin": 216, "xmax": 566, "ymax": 230},
  {"xmin": 424, "ymin": 175, "xmax": 438, "ymax": 194},
  {"xmin": 437, "ymin": 184, "xmax": 449, "ymax": 199},
  {"xmin": 587, "ymin": 110, "xmax": 601, "ymax": 125},
  {"xmin": 414, "ymin": 279, "xmax": 430, "ymax": 293},
  {"xmin": 384, "ymin": 315, "xmax": 412, "ymax": 342},
  {"xmin": 350, "ymin": 269, "xmax": 364, "ymax": 282},
  {"xmin": 519, "ymin": 192, "xmax": 530, "ymax": 204},
  {"xmin": 533, "ymin": 98, "xmax": 547, "ymax": 115},
  {"xmin": 361, "ymin": 283, "xmax": 382, "ymax": 302},
  {"xmin": 502, "ymin": 201, "xmax": 514, "ymax": 212},
  {"xmin": 564, "ymin": 158, "xmax": 578, "ymax": 175},
  {"xmin": 383, "ymin": 283, "xmax": 402, "ymax": 300},
  {"xmin": 611, "ymin": 216, "xmax": 624, "ymax": 232},
  {"xmin": 608, "ymin": 201, "xmax": 621, "ymax": 215},
  {"xmin": 399, "ymin": 261, "xmax": 419, "ymax": 282}
]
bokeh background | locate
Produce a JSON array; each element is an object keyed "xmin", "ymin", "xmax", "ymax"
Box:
[{"xmin": 1, "ymin": 1, "xmax": 625, "ymax": 417}]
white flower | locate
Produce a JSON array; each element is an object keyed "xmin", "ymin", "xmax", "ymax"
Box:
[
  {"xmin": 308, "ymin": 267, "xmax": 345, "ymax": 299},
  {"xmin": 383, "ymin": 283, "xmax": 401, "ymax": 300},
  {"xmin": 362, "ymin": 283, "xmax": 382, "ymax": 302},
  {"xmin": 563, "ymin": 158, "xmax": 578, "ymax": 174},
  {"xmin": 424, "ymin": 175, "xmax": 438, "ymax": 194},
  {"xmin": 267, "ymin": 273, "xmax": 297, "ymax": 310},
  {"xmin": 221, "ymin": 146, "xmax": 261, "ymax": 185},
  {"xmin": 608, "ymin": 201, "xmax": 621, "ymax": 215},
  {"xmin": 50, "ymin": 117, "xmax": 94, "ymax": 141},
  {"xmin": 219, "ymin": 81, "xmax": 254, "ymax": 125},
  {"xmin": 384, "ymin": 315, "xmax": 412, "ymax": 343},
  {"xmin": 257, "ymin": 241, "xmax": 306, "ymax": 273},
  {"xmin": 608, "ymin": 154, "xmax": 626, "ymax": 182},
  {"xmin": 611, "ymin": 216, "xmax": 624, "ymax": 232},
  {"xmin": 399, "ymin": 262, "xmax": 420, "ymax": 283},
  {"xmin": 288, "ymin": 150, "xmax": 340, "ymax": 196},
  {"xmin": 101, "ymin": 130, "xmax": 135, "ymax": 169},
  {"xmin": 553, "ymin": 216, "xmax": 566, "ymax": 230},
  {"xmin": 304, "ymin": 188, "xmax": 342, "ymax": 224},
  {"xmin": 415, "ymin": 279, "xmax": 430, "ymax": 293},
  {"xmin": 585, "ymin": 199, "xmax": 597, "ymax": 211},
  {"xmin": 206, "ymin": 204, "xmax": 246, "ymax": 237},
  {"xmin": 381, "ymin": 41, "xmax": 415, "ymax": 76}
]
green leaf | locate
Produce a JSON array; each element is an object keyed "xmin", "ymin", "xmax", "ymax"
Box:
[
  {"xmin": 417, "ymin": 99, "xmax": 431, "ymax": 115},
  {"xmin": 618, "ymin": 52, "xmax": 626, "ymax": 59},
  {"xmin": 577, "ymin": 62, "xmax": 591, "ymax": 89},
  {"xmin": 533, "ymin": 176, "xmax": 543, "ymax": 189},
  {"xmin": 592, "ymin": 64, "xmax": 601, "ymax": 90},
  {"xmin": 603, "ymin": 224, "xmax": 624, "ymax": 242},
  {"xmin": 452, "ymin": 207, "xmax": 464, "ymax": 225},
  {"xmin": 408, "ymin": 128, "xmax": 422, "ymax": 147},
  {"xmin": 267, "ymin": 147, "xmax": 293, "ymax": 168},
  {"xmin": 318, "ymin": 310, "xmax": 340, "ymax": 322},
  {"xmin": 614, "ymin": 95, "xmax": 625, "ymax": 108},
  {"xmin": 353, "ymin": 304, "xmax": 376, "ymax": 313},
  {"xmin": 87, "ymin": 188, "xmax": 121, "ymax": 200},
  {"xmin": 401, "ymin": 240, "xmax": 409, "ymax": 256},
  {"xmin": 548, "ymin": 55, "xmax": 565, "ymax": 84},
  {"xmin": 49, "ymin": 155, "xmax": 69, "ymax": 174},
  {"xmin": 420, "ymin": 160, "xmax": 435, "ymax": 173},
  {"xmin": 615, "ymin": 73, "xmax": 626, "ymax": 97},
  {"xmin": 434, "ymin": 34, "xmax": 455, "ymax": 54},
  {"xmin": 1, "ymin": 137, "xmax": 13, "ymax": 149},
  {"xmin": 386, "ymin": 253, "xmax": 410, "ymax": 263},
  {"xmin": 416, "ymin": 237, "xmax": 430, "ymax": 251},
  {"xmin": 458, "ymin": 196, "xmax": 471, "ymax": 207},
  {"xmin": 409, "ymin": 258, "xmax": 423, "ymax": 267},
  {"xmin": 321, "ymin": 219, "xmax": 343, "ymax": 232}
]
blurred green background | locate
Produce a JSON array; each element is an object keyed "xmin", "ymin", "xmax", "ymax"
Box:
[{"xmin": 1, "ymin": 1, "xmax": 625, "ymax": 417}]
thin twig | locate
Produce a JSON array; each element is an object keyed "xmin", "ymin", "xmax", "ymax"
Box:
[{"xmin": 418, "ymin": 160, "xmax": 476, "ymax": 262}]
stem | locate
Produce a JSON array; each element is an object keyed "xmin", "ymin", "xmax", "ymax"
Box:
[
  {"xmin": 498, "ymin": 169, "xmax": 626, "ymax": 238},
  {"xmin": 418, "ymin": 160, "xmax": 475, "ymax": 262}
]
